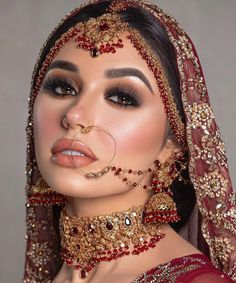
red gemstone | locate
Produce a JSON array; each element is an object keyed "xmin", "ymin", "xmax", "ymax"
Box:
[
  {"xmin": 88, "ymin": 223, "xmax": 95, "ymax": 233},
  {"xmin": 80, "ymin": 269, "xmax": 88, "ymax": 279},
  {"xmin": 99, "ymin": 23, "xmax": 109, "ymax": 31},
  {"xmin": 90, "ymin": 47, "xmax": 100, "ymax": 57},
  {"xmin": 71, "ymin": 227, "xmax": 79, "ymax": 235},
  {"xmin": 106, "ymin": 220, "xmax": 113, "ymax": 231}
]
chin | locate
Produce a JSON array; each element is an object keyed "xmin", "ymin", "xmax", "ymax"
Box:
[{"xmin": 38, "ymin": 163, "xmax": 125, "ymax": 199}]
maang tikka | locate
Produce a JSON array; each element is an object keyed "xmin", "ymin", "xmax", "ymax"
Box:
[{"xmin": 73, "ymin": 13, "xmax": 129, "ymax": 57}]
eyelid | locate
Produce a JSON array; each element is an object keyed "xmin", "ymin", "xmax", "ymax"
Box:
[
  {"xmin": 41, "ymin": 74, "xmax": 80, "ymax": 93},
  {"xmin": 105, "ymin": 85, "xmax": 142, "ymax": 107},
  {"xmin": 105, "ymin": 83, "xmax": 141, "ymax": 98}
]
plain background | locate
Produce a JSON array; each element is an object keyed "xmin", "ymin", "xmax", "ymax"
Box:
[{"xmin": 0, "ymin": 1, "xmax": 235, "ymax": 282}]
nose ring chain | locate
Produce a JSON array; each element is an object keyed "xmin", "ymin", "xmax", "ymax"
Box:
[{"xmin": 71, "ymin": 124, "xmax": 116, "ymax": 178}]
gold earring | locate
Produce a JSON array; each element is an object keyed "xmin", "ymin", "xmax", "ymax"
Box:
[
  {"xmin": 28, "ymin": 177, "xmax": 66, "ymax": 206},
  {"xmin": 143, "ymin": 151, "xmax": 188, "ymax": 224}
]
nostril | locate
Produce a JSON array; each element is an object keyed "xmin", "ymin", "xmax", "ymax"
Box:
[{"xmin": 61, "ymin": 116, "xmax": 70, "ymax": 129}]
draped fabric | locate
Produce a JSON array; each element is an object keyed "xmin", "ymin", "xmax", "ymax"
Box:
[
  {"xmin": 133, "ymin": 254, "xmax": 233, "ymax": 283},
  {"xmin": 23, "ymin": 0, "xmax": 236, "ymax": 282}
]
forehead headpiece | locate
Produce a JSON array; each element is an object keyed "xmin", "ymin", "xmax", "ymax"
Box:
[
  {"xmin": 74, "ymin": 13, "xmax": 128, "ymax": 57},
  {"xmin": 24, "ymin": 0, "xmax": 236, "ymax": 282}
]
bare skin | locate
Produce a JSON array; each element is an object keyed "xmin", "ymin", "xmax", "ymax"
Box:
[{"xmin": 33, "ymin": 33, "xmax": 201, "ymax": 283}]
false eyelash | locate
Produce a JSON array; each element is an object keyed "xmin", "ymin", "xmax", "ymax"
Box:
[
  {"xmin": 42, "ymin": 77, "xmax": 77, "ymax": 97},
  {"xmin": 105, "ymin": 86, "xmax": 141, "ymax": 108},
  {"xmin": 42, "ymin": 78, "xmax": 141, "ymax": 108}
]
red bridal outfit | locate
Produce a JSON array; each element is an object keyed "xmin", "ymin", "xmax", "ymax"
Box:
[
  {"xmin": 132, "ymin": 254, "xmax": 233, "ymax": 282},
  {"xmin": 23, "ymin": 0, "xmax": 236, "ymax": 282}
]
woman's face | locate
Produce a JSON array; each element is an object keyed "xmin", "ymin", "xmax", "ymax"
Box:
[{"xmin": 33, "ymin": 32, "xmax": 169, "ymax": 198}]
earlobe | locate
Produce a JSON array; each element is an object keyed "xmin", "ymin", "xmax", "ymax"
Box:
[{"xmin": 157, "ymin": 138, "xmax": 181, "ymax": 164}]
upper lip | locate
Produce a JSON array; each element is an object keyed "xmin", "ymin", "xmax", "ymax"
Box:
[{"xmin": 51, "ymin": 138, "xmax": 98, "ymax": 160}]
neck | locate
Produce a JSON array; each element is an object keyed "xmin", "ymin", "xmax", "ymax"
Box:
[
  {"xmin": 65, "ymin": 186, "xmax": 152, "ymax": 217},
  {"xmin": 60, "ymin": 198, "xmax": 165, "ymax": 279}
]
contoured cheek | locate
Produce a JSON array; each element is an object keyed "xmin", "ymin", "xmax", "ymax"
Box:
[
  {"xmin": 110, "ymin": 104, "xmax": 167, "ymax": 165},
  {"xmin": 33, "ymin": 95, "xmax": 62, "ymax": 160}
]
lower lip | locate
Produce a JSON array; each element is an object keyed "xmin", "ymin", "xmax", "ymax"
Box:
[{"xmin": 51, "ymin": 152, "xmax": 97, "ymax": 168}]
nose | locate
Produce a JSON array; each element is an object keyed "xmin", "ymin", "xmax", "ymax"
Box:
[{"xmin": 61, "ymin": 93, "xmax": 96, "ymax": 130}]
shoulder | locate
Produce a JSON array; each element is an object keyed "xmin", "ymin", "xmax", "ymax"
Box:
[{"xmin": 154, "ymin": 224, "xmax": 201, "ymax": 266}]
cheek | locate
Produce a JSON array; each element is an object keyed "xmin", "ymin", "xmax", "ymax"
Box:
[
  {"xmin": 112, "ymin": 106, "xmax": 167, "ymax": 160},
  {"xmin": 33, "ymin": 96, "xmax": 61, "ymax": 150}
]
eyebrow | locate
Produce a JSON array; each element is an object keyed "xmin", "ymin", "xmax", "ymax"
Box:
[
  {"xmin": 47, "ymin": 60, "xmax": 79, "ymax": 73},
  {"xmin": 105, "ymin": 68, "xmax": 154, "ymax": 94},
  {"xmin": 46, "ymin": 60, "xmax": 154, "ymax": 94}
]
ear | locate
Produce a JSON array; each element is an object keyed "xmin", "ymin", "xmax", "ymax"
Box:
[{"xmin": 157, "ymin": 138, "xmax": 182, "ymax": 163}]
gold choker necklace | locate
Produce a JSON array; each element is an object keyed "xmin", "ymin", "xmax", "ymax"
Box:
[{"xmin": 60, "ymin": 206, "xmax": 165, "ymax": 279}]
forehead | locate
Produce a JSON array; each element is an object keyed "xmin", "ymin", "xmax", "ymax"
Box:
[{"xmin": 50, "ymin": 32, "xmax": 158, "ymax": 89}]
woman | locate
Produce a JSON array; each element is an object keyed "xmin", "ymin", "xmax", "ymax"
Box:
[{"xmin": 23, "ymin": 0, "xmax": 236, "ymax": 282}]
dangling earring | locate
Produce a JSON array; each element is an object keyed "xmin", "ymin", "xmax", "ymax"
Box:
[
  {"xmin": 143, "ymin": 150, "xmax": 188, "ymax": 224},
  {"xmin": 28, "ymin": 177, "xmax": 66, "ymax": 206}
]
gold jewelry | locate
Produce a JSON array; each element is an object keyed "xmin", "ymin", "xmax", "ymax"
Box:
[
  {"xmin": 151, "ymin": 150, "xmax": 189, "ymax": 193},
  {"xmin": 74, "ymin": 13, "xmax": 129, "ymax": 57},
  {"xmin": 110, "ymin": 163, "xmax": 156, "ymax": 190},
  {"xmin": 70, "ymin": 125, "xmax": 117, "ymax": 178},
  {"xmin": 60, "ymin": 205, "xmax": 164, "ymax": 279},
  {"xmin": 143, "ymin": 150, "xmax": 188, "ymax": 223},
  {"xmin": 144, "ymin": 192, "xmax": 180, "ymax": 223},
  {"xmin": 78, "ymin": 124, "xmax": 93, "ymax": 134},
  {"xmin": 28, "ymin": 177, "xmax": 66, "ymax": 205}
]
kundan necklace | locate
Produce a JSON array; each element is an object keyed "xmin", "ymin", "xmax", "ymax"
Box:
[{"xmin": 60, "ymin": 205, "xmax": 165, "ymax": 279}]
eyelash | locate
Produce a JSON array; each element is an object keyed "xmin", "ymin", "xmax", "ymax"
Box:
[
  {"xmin": 41, "ymin": 77, "xmax": 140, "ymax": 108},
  {"xmin": 42, "ymin": 77, "xmax": 77, "ymax": 97},
  {"xmin": 105, "ymin": 87, "xmax": 140, "ymax": 108}
]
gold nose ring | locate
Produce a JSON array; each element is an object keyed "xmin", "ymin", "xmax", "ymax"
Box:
[
  {"xmin": 77, "ymin": 124, "xmax": 93, "ymax": 134},
  {"xmin": 71, "ymin": 125, "xmax": 116, "ymax": 178},
  {"xmin": 62, "ymin": 118, "xmax": 92, "ymax": 133}
]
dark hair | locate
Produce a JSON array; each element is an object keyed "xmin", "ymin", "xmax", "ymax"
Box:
[{"xmin": 35, "ymin": 0, "xmax": 196, "ymax": 231}]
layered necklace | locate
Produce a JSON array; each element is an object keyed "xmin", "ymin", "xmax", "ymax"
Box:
[{"xmin": 60, "ymin": 205, "xmax": 165, "ymax": 279}]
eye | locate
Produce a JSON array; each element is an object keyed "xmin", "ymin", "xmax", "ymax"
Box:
[
  {"xmin": 105, "ymin": 87, "xmax": 140, "ymax": 108},
  {"xmin": 41, "ymin": 77, "xmax": 77, "ymax": 97}
]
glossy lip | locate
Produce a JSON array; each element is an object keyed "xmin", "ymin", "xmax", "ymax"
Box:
[{"xmin": 51, "ymin": 138, "xmax": 98, "ymax": 168}]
